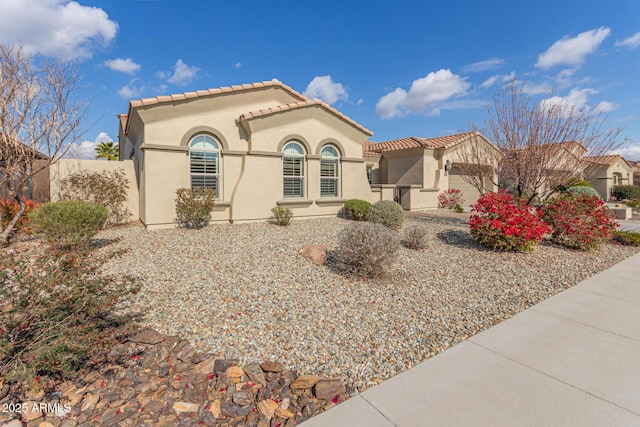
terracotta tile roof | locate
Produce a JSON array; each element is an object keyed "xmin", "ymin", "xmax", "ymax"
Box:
[
  {"xmin": 584, "ymin": 155, "xmax": 624, "ymax": 165},
  {"xmin": 128, "ymin": 79, "xmax": 306, "ymax": 108},
  {"xmin": 362, "ymin": 132, "xmax": 479, "ymax": 155},
  {"xmin": 117, "ymin": 114, "xmax": 128, "ymax": 132},
  {"xmin": 238, "ymin": 99, "xmax": 373, "ymax": 136},
  {"xmin": 362, "ymin": 141, "xmax": 382, "ymax": 157}
]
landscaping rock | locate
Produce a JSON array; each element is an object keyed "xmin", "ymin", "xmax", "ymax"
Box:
[
  {"xmin": 260, "ymin": 361, "xmax": 284, "ymax": 373},
  {"xmin": 0, "ymin": 330, "xmax": 349, "ymax": 427},
  {"xmin": 290, "ymin": 375, "xmax": 318, "ymax": 389},
  {"xmin": 299, "ymin": 244, "xmax": 327, "ymax": 265},
  {"xmin": 315, "ymin": 380, "xmax": 346, "ymax": 400}
]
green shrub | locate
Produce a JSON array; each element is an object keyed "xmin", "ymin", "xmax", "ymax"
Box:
[
  {"xmin": 337, "ymin": 222, "xmax": 400, "ymax": 277},
  {"xmin": 566, "ymin": 178, "xmax": 594, "ymax": 188},
  {"xmin": 271, "ymin": 205, "xmax": 293, "ymax": 226},
  {"xmin": 625, "ymin": 199, "xmax": 640, "ymax": 210},
  {"xmin": 58, "ymin": 169, "xmax": 130, "ymax": 226},
  {"xmin": 175, "ymin": 188, "xmax": 215, "ymax": 229},
  {"xmin": 566, "ymin": 186, "xmax": 601, "ymax": 198},
  {"xmin": 611, "ymin": 185, "xmax": 640, "ymax": 201},
  {"xmin": 29, "ymin": 200, "xmax": 108, "ymax": 249},
  {"xmin": 542, "ymin": 194, "xmax": 618, "ymax": 250},
  {"xmin": 453, "ymin": 203, "xmax": 464, "ymax": 213},
  {"xmin": 403, "ymin": 225, "xmax": 428, "ymax": 250},
  {"xmin": 0, "ymin": 249, "xmax": 138, "ymax": 385},
  {"xmin": 612, "ymin": 231, "xmax": 640, "ymax": 246},
  {"xmin": 343, "ymin": 199, "xmax": 371, "ymax": 221},
  {"xmin": 367, "ymin": 200, "xmax": 404, "ymax": 231}
]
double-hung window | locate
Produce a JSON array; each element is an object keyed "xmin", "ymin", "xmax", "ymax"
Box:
[
  {"xmin": 320, "ymin": 145, "xmax": 339, "ymax": 197},
  {"xmin": 190, "ymin": 134, "xmax": 220, "ymax": 197},
  {"xmin": 283, "ymin": 142, "xmax": 305, "ymax": 198}
]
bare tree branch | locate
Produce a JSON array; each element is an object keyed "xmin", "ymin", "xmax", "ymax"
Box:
[
  {"xmin": 0, "ymin": 43, "xmax": 85, "ymax": 245},
  {"xmin": 457, "ymin": 79, "xmax": 622, "ymax": 204}
]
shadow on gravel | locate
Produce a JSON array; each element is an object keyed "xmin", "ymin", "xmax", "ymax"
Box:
[{"xmin": 436, "ymin": 229, "xmax": 485, "ymax": 250}]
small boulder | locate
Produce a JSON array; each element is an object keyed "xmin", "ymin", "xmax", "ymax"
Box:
[{"xmin": 299, "ymin": 245, "xmax": 327, "ymax": 265}]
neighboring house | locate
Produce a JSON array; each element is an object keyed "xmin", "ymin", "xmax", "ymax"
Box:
[
  {"xmin": 629, "ymin": 160, "xmax": 640, "ymax": 184},
  {"xmin": 584, "ymin": 155, "xmax": 635, "ymax": 200},
  {"xmin": 499, "ymin": 141, "xmax": 588, "ymax": 199},
  {"xmin": 117, "ymin": 80, "xmax": 376, "ymax": 229},
  {"xmin": 363, "ymin": 132, "xmax": 501, "ymax": 208},
  {"xmin": 0, "ymin": 141, "xmax": 50, "ymax": 203}
]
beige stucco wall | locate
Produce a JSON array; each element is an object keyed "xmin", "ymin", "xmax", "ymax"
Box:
[
  {"xmin": 49, "ymin": 159, "xmax": 139, "ymax": 223},
  {"xmin": 118, "ymin": 85, "xmax": 379, "ymax": 228},
  {"xmin": 585, "ymin": 159, "xmax": 634, "ymax": 200}
]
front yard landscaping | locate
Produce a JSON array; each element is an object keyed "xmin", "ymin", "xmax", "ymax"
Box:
[{"xmin": 98, "ymin": 214, "xmax": 640, "ymax": 392}]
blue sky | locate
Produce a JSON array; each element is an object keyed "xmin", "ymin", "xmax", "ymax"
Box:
[{"xmin": 1, "ymin": 0, "xmax": 640, "ymax": 160}]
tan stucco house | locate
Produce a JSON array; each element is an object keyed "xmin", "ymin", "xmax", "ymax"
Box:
[
  {"xmin": 116, "ymin": 79, "xmax": 378, "ymax": 229},
  {"xmin": 584, "ymin": 155, "xmax": 635, "ymax": 200},
  {"xmin": 363, "ymin": 132, "xmax": 501, "ymax": 208},
  {"xmin": 49, "ymin": 80, "xmax": 507, "ymax": 229}
]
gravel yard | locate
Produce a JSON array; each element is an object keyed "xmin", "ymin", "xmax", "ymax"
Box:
[{"xmin": 99, "ymin": 215, "xmax": 640, "ymax": 392}]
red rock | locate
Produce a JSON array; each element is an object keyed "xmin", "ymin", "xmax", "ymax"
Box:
[{"xmin": 299, "ymin": 245, "xmax": 327, "ymax": 265}]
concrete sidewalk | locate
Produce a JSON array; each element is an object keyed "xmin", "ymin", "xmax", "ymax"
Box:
[
  {"xmin": 304, "ymin": 252, "xmax": 640, "ymax": 427},
  {"xmin": 618, "ymin": 220, "xmax": 640, "ymax": 233}
]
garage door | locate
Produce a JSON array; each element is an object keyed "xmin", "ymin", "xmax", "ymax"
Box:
[{"xmin": 448, "ymin": 167, "xmax": 481, "ymax": 205}]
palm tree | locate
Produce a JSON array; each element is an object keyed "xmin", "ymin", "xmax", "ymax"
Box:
[{"xmin": 95, "ymin": 141, "xmax": 119, "ymax": 161}]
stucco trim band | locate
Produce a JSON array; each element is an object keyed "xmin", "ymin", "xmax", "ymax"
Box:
[
  {"xmin": 140, "ymin": 144, "xmax": 188, "ymax": 152},
  {"xmin": 276, "ymin": 199, "xmax": 313, "ymax": 207}
]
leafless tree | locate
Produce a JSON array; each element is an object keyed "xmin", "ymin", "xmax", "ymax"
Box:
[
  {"xmin": 458, "ymin": 80, "xmax": 621, "ymax": 204},
  {"xmin": 0, "ymin": 43, "xmax": 84, "ymax": 245}
]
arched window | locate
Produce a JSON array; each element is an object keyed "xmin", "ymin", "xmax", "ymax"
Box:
[
  {"xmin": 190, "ymin": 134, "xmax": 220, "ymax": 197},
  {"xmin": 320, "ymin": 145, "xmax": 340, "ymax": 197},
  {"xmin": 613, "ymin": 172, "xmax": 622, "ymax": 186},
  {"xmin": 283, "ymin": 141, "xmax": 305, "ymax": 198}
]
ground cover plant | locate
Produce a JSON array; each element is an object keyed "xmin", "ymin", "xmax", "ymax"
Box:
[
  {"xmin": 566, "ymin": 186, "xmax": 601, "ymax": 198},
  {"xmin": 612, "ymin": 231, "xmax": 640, "ymax": 246},
  {"xmin": 0, "ymin": 247, "xmax": 139, "ymax": 388},
  {"xmin": 543, "ymin": 194, "xmax": 618, "ymax": 250},
  {"xmin": 469, "ymin": 191, "xmax": 550, "ymax": 252},
  {"xmin": 402, "ymin": 224, "xmax": 429, "ymax": 250}
]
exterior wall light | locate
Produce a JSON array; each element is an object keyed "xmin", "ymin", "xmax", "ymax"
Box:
[{"xmin": 444, "ymin": 160, "xmax": 452, "ymax": 175}]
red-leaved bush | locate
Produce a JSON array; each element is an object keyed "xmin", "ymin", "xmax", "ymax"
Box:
[
  {"xmin": 438, "ymin": 188, "xmax": 464, "ymax": 209},
  {"xmin": 542, "ymin": 194, "xmax": 618, "ymax": 250},
  {"xmin": 0, "ymin": 198, "xmax": 39, "ymax": 234},
  {"xmin": 469, "ymin": 191, "xmax": 550, "ymax": 252}
]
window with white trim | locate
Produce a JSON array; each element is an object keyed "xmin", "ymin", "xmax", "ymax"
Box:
[
  {"xmin": 283, "ymin": 142, "xmax": 305, "ymax": 198},
  {"xmin": 320, "ymin": 145, "xmax": 339, "ymax": 197},
  {"xmin": 190, "ymin": 134, "xmax": 220, "ymax": 197}
]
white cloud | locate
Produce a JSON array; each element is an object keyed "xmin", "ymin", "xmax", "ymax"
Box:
[
  {"xmin": 357, "ymin": 98, "xmax": 364, "ymax": 106},
  {"xmin": 166, "ymin": 59, "xmax": 200, "ymax": 86},
  {"xmin": 104, "ymin": 58, "xmax": 140, "ymax": 74},
  {"xmin": 613, "ymin": 143, "xmax": 640, "ymax": 161},
  {"xmin": 117, "ymin": 79, "xmax": 145, "ymax": 99},
  {"xmin": 234, "ymin": 62, "xmax": 242, "ymax": 68},
  {"xmin": 68, "ymin": 131, "xmax": 112, "ymax": 159},
  {"xmin": 303, "ymin": 75, "xmax": 348, "ymax": 105},
  {"xmin": 376, "ymin": 69, "xmax": 470, "ymax": 119},
  {"xmin": 536, "ymin": 27, "xmax": 610, "ymax": 69},
  {"xmin": 461, "ymin": 58, "xmax": 505, "ymax": 73},
  {"xmin": 0, "ymin": 0, "xmax": 118, "ymax": 60},
  {"xmin": 523, "ymin": 81, "xmax": 553, "ymax": 95},
  {"xmin": 615, "ymin": 32, "xmax": 640, "ymax": 49},
  {"xmin": 480, "ymin": 71, "xmax": 515, "ymax": 89},
  {"xmin": 540, "ymin": 87, "xmax": 616, "ymax": 115}
]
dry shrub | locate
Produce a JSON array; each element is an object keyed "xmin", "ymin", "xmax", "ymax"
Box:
[
  {"xmin": 403, "ymin": 225, "xmax": 428, "ymax": 250},
  {"xmin": 58, "ymin": 169, "xmax": 130, "ymax": 227},
  {"xmin": 336, "ymin": 222, "xmax": 400, "ymax": 277}
]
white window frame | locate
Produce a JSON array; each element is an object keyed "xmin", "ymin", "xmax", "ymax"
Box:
[
  {"xmin": 320, "ymin": 145, "xmax": 340, "ymax": 197},
  {"xmin": 283, "ymin": 141, "xmax": 305, "ymax": 198},
  {"xmin": 189, "ymin": 134, "xmax": 221, "ymax": 198}
]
